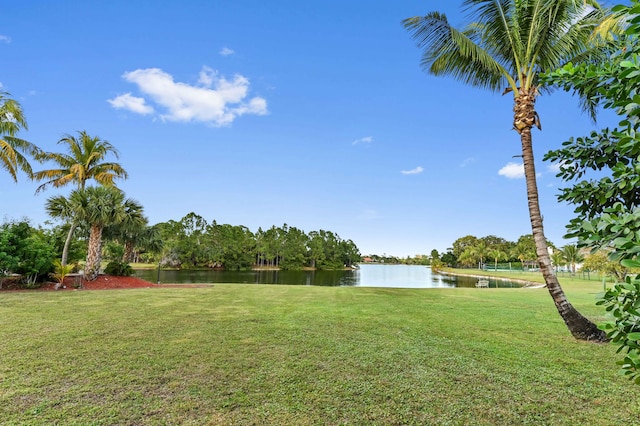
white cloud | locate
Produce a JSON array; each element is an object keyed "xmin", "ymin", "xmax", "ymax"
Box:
[
  {"xmin": 498, "ymin": 162, "xmax": 525, "ymax": 179},
  {"xmin": 220, "ymin": 47, "xmax": 235, "ymax": 56},
  {"xmin": 108, "ymin": 93, "xmax": 154, "ymax": 114},
  {"xmin": 401, "ymin": 166, "xmax": 424, "ymax": 175},
  {"xmin": 352, "ymin": 136, "xmax": 373, "ymax": 145},
  {"xmin": 108, "ymin": 67, "xmax": 267, "ymax": 126},
  {"xmin": 0, "ymin": 35, "xmax": 11, "ymax": 44}
]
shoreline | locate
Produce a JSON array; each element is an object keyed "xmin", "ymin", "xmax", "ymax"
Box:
[{"xmin": 436, "ymin": 269, "xmax": 546, "ymax": 288}]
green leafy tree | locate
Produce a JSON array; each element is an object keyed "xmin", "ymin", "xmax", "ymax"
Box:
[
  {"xmin": 451, "ymin": 235, "xmax": 479, "ymax": 259},
  {"xmin": 583, "ymin": 251, "xmax": 629, "ymax": 281},
  {"xmin": 0, "ymin": 220, "xmax": 55, "ymax": 288},
  {"xmin": 0, "ymin": 92, "xmax": 41, "ymax": 182},
  {"xmin": 280, "ymin": 225, "xmax": 309, "ymax": 270},
  {"xmin": 403, "ymin": 0, "xmax": 616, "ymax": 341},
  {"xmin": 33, "ymin": 131, "xmax": 128, "ymax": 266}
]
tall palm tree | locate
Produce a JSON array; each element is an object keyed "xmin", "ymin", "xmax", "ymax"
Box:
[
  {"xmin": 403, "ymin": 0, "xmax": 615, "ymax": 341},
  {"xmin": 0, "ymin": 92, "xmax": 41, "ymax": 182},
  {"xmin": 34, "ymin": 130, "xmax": 128, "ymax": 266},
  {"xmin": 46, "ymin": 186, "xmax": 134, "ymax": 281}
]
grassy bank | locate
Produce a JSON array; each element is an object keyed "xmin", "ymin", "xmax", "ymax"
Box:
[{"xmin": 1, "ymin": 284, "xmax": 639, "ymax": 425}]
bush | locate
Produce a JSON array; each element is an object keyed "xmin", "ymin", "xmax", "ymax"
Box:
[{"xmin": 104, "ymin": 261, "xmax": 134, "ymax": 277}]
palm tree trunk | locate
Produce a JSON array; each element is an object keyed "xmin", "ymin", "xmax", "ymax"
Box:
[
  {"xmin": 517, "ymin": 96, "xmax": 607, "ymax": 341},
  {"xmin": 61, "ymin": 222, "xmax": 77, "ymax": 267},
  {"xmin": 123, "ymin": 241, "xmax": 134, "ymax": 263},
  {"xmin": 84, "ymin": 225, "xmax": 103, "ymax": 281}
]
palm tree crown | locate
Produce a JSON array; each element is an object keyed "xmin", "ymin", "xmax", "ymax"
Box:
[
  {"xmin": 0, "ymin": 91, "xmax": 41, "ymax": 183},
  {"xmin": 33, "ymin": 130, "xmax": 128, "ymax": 192},
  {"xmin": 403, "ymin": 1, "xmax": 610, "ymax": 98}
]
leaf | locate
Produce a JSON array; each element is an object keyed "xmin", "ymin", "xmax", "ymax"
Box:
[
  {"xmin": 621, "ymin": 259, "xmax": 640, "ymax": 268},
  {"xmin": 627, "ymin": 332, "xmax": 640, "ymax": 341}
]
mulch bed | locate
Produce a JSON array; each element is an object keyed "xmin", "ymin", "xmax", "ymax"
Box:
[
  {"xmin": 43, "ymin": 275, "xmax": 158, "ymax": 291},
  {"xmin": 1, "ymin": 275, "xmax": 214, "ymax": 291}
]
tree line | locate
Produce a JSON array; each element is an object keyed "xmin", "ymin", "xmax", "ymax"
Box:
[{"xmin": 151, "ymin": 213, "xmax": 360, "ymax": 271}]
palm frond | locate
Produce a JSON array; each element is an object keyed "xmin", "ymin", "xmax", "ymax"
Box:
[{"xmin": 403, "ymin": 11, "xmax": 514, "ymax": 93}]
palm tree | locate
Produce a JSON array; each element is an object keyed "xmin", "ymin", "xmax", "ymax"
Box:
[
  {"xmin": 511, "ymin": 244, "xmax": 532, "ymax": 271},
  {"xmin": 46, "ymin": 186, "xmax": 133, "ymax": 281},
  {"xmin": 403, "ymin": 1, "xmax": 614, "ymax": 341},
  {"xmin": 103, "ymin": 199, "xmax": 148, "ymax": 262},
  {"xmin": 469, "ymin": 240, "xmax": 489, "ymax": 269},
  {"xmin": 34, "ymin": 131, "xmax": 128, "ymax": 266},
  {"xmin": 0, "ymin": 92, "xmax": 41, "ymax": 182},
  {"xmin": 551, "ymin": 250, "xmax": 566, "ymax": 274},
  {"xmin": 488, "ymin": 248, "xmax": 507, "ymax": 271},
  {"xmin": 560, "ymin": 244, "xmax": 585, "ymax": 276}
]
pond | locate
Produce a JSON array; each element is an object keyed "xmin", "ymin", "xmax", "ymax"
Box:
[{"xmin": 133, "ymin": 264, "xmax": 525, "ymax": 289}]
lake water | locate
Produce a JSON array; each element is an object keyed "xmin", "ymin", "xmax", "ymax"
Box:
[{"xmin": 134, "ymin": 264, "xmax": 524, "ymax": 289}]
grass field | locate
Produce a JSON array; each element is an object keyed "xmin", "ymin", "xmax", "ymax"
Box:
[{"xmin": 1, "ymin": 277, "xmax": 639, "ymax": 425}]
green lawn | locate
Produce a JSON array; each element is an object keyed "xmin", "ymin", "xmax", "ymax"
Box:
[{"xmin": 1, "ymin": 282, "xmax": 639, "ymax": 425}]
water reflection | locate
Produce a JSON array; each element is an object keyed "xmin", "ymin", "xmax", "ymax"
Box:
[{"xmin": 134, "ymin": 264, "xmax": 523, "ymax": 288}]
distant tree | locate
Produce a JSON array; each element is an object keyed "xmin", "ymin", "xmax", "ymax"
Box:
[
  {"xmin": 430, "ymin": 249, "xmax": 440, "ymax": 262},
  {"xmin": 469, "ymin": 240, "xmax": 489, "ymax": 269},
  {"xmin": 487, "ymin": 248, "xmax": 508, "ymax": 271},
  {"xmin": 551, "ymin": 250, "xmax": 566, "ymax": 274},
  {"xmin": 0, "ymin": 92, "xmax": 41, "ymax": 183},
  {"xmin": 511, "ymin": 243, "xmax": 535, "ymax": 271},
  {"xmin": 583, "ymin": 251, "xmax": 628, "ymax": 282},
  {"xmin": 560, "ymin": 244, "xmax": 585, "ymax": 275},
  {"xmin": 451, "ymin": 235, "xmax": 479, "ymax": 258}
]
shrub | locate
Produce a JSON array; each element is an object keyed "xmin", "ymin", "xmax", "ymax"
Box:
[{"xmin": 104, "ymin": 261, "xmax": 134, "ymax": 277}]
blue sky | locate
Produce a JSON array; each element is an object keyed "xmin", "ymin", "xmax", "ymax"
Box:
[{"xmin": 1, "ymin": 0, "xmax": 622, "ymax": 256}]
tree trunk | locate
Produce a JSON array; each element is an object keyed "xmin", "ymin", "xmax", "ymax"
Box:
[
  {"xmin": 84, "ymin": 224, "xmax": 103, "ymax": 281},
  {"xmin": 516, "ymin": 92, "xmax": 607, "ymax": 342},
  {"xmin": 61, "ymin": 222, "xmax": 77, "ymax": 267},
  {"xmin": 122, "ymin": 241, "xmax": 134, "ymax": 263}
]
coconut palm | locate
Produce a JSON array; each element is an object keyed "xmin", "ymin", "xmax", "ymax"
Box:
[
  {"xmin": 403, "ymin": 0, "xmax": 616, "ymax": 341},
  {"xmin": 46, "ymin": 186, "xmax": 134, "ymax": 281},
  {"xmin": 511, "ymin": 244, "xmax": 535, "ymax": 271},
  {"xmin": 488, "ymin": 248, "xmax": 507, "ymax": 271},
  {"xmin": 560, "ymin": 244, "xmax": 585, "ymax": 276},
  {"xmin": 0, "ymin": 92, "xmax": 41, "ymax": 182},
  {"xmin": 469, "ymin": 240, "xmax": 489, "ymax": 269},
  {"xmin": 34, "ymin": 131, "xmax": 128, "ymax": 266}
]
